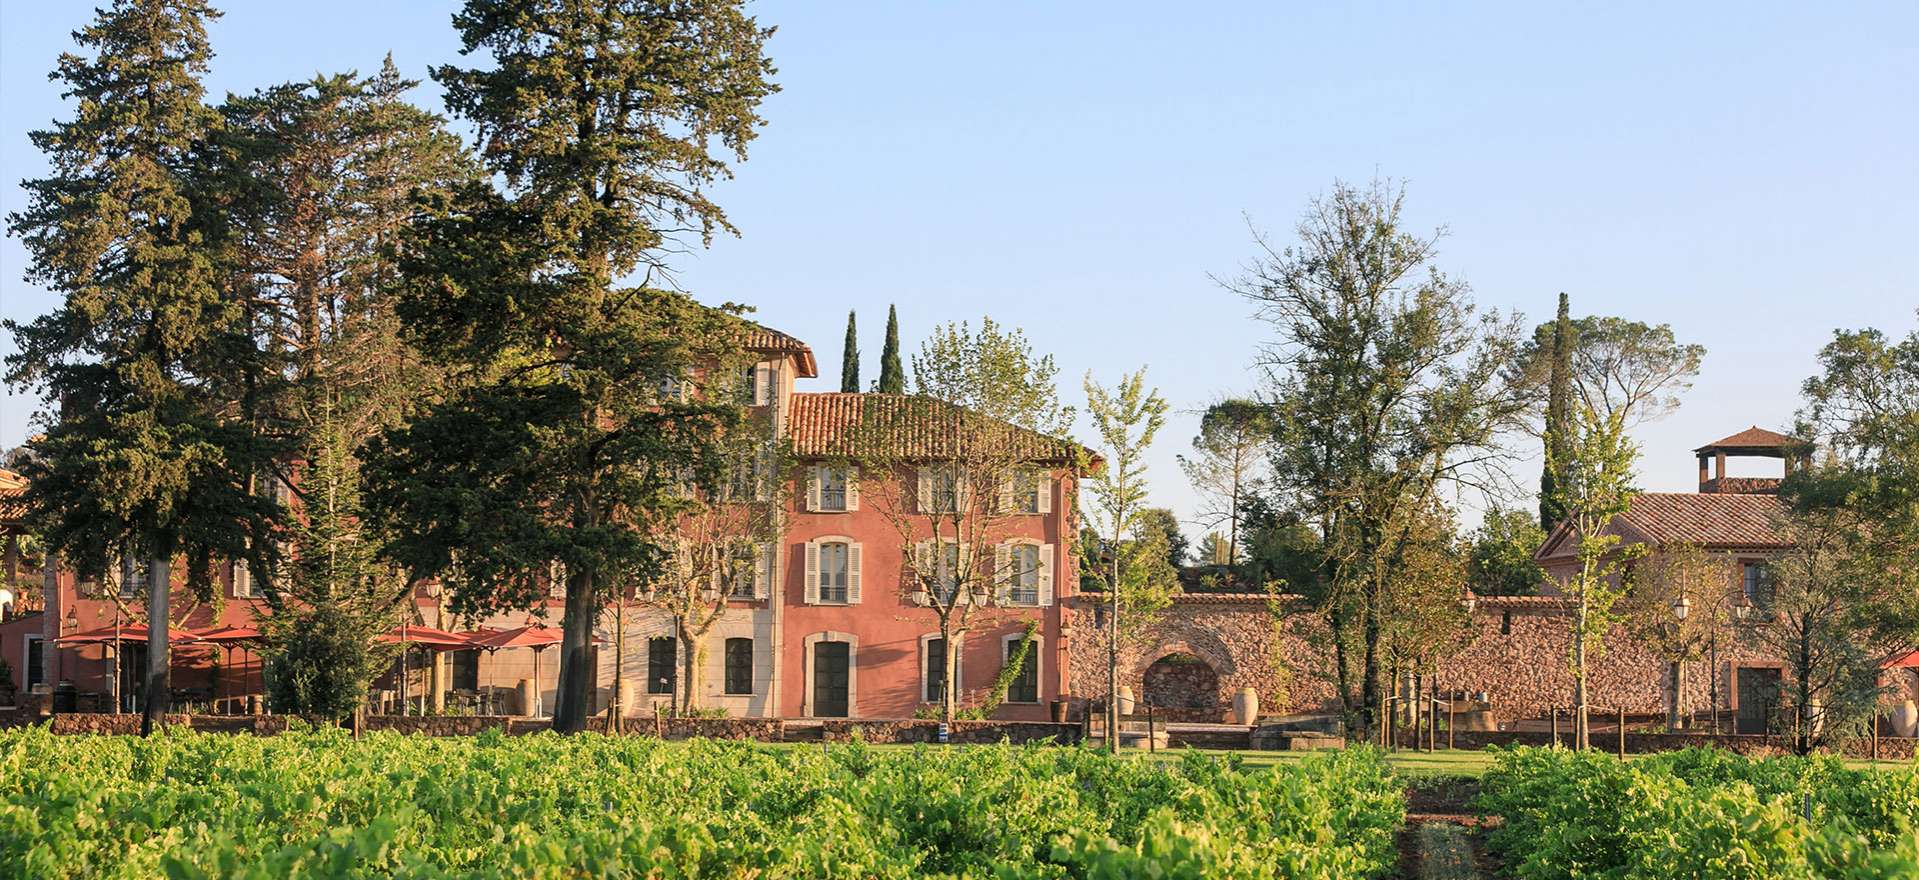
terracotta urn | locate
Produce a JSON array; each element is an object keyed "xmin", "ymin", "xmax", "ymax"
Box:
[
  {"xmin": 1893, "ymin": 700, "xmax": 1919, "ymax": 738},
  {"xmin": 1231, "ymin": 687, "xmax": 1259, "ymax": 725}
]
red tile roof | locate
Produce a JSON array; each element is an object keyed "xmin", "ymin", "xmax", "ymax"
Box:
[
  {"xmin": 0, "ymin": 468, "xmax": 26, "ymax": 529},
  {"xmin": 785, "ymin": 392, "xmax": 1086, "ymax": 464},
  {"xmin": 1606, "ymin": 491, "xmax": 1788, "ymax": 550},
  {"xmin": 744, "ymin": 325, "xmax": 818, "ymax": 378},
  {"xmin": 1537, "ymin": 491, "xmax": 1789, "ymax": 560},
  {"xmin": 1694, "ymin": 426, "xmax": 1798, "ymax": 453}
]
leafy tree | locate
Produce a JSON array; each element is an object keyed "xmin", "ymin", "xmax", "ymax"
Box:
[
  {"xmin": 1765, "ymin": 318, "xmax": 1919, "ymax": 752},
  {"xmin": 1539, "ymin": 294, "xmax": 1574, "ymax": 532},
  {"xmin": 1465, "ymin": 505, "xmax": 1547, "ymax": 596},
  {"xmin": 1133, "ymin": 507, "xmax": 1189, "ymax": 569},
  {"xmin": 847, "ymin": 318, "xmax": 1076, "ymax": 725},
  {"xmin": 1621, "ymin": 542, "xmax": 1737, "ymax": 730},
  {"xmin": 367, "ymin": 0, "xmax": 778, "ymax": 733},
  {"xmin": 840, "ymin": 310, "xmax": 860, "ymax": 392},
  {"xmin": 4, "ymin": 0, "xmax": 279, "ymax": 734},
  {"xmin": 1519, "ymin": 312, "xmax": 1706, "ymax": 428},
  {"xmin": 1082, "ymin": 368, "xmax": 1168, "ymax": 751},
  {"xmin": 1178, "ymin": 398, "xmax": 1271, "ymax": 568},
  {"xmin": 636, "ymin": 403, "xmax": 789, "ymax": 713},
  {"xmin": 1227, "ymin": 179, "xmax": 1530, "ymax": 738},
  {"xmin": 1550, "ymin": 404, "xmax": 1642, "ymax": 749},
  {"xmin": 876, "ymin": 304, "xmax": 905, "ymax": 393}
]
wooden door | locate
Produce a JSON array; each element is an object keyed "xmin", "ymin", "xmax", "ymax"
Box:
[
  {"xmin": 813, "ymin": 641, "xmax": 849, "ymax": 718},
  {"xmin": 1735, "ymin": 667, "xmax": 1779, "ymax": 735}
]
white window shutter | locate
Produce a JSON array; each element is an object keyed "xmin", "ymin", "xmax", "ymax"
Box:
[
  {"xmin": 994, "ymin": 544, "xmax": 1012, "ymax": 604},
  {"xmin": 1037, "ymin": 473, "xmax": 1052, "ymax": 514},
  {"xmin": 913, "ymin": 541, "xmax": 932, "ymax": 605},
  {"xmin": 917, "ymin": 469, "xmax": 932, "ymax": 512},
  {"xmin": 845, "ymin": 466, "xmax": 860, "ymax": 511},
  {"xmin": 1038, "ymin": 544, "xmax": 1055, "ymax": 606},
  {"xmin": 805, "ymin": 465, "xmax": 821, "ymax": 512},
  {"xmin": 232, "ymin": 560, "xmax": 252, "ymax": 599},
  {"xmin": 955, "ymin": 466, "xmax": 971, "ymax": 511},
  {"xmin": 847, "ymin": 543, "xmax": 863, "ymax": 604},
  {"xmin": 956, "ymin": 543, "xmax": 974, "ymax": 605},
  {"xmin": 803, "ymin": 542, "xmax": 820, "ymax": 605},
  {"xmin": 998, "ymin": 476, "xmax": 1013, "ymax": 514},
  {"xmin": 755, "ymin": 542, "xmax": 772, "ymax": 599},
  {"xmin": 754, "ymin": 362, "xmax": 772, "ymax": 406}
]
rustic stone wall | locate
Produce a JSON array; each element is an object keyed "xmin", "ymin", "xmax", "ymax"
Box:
[
  {"xmin": 1140, "ymin": 654, "xmax": 1220, "ymax": 709},
  {"xmin": 815, "ymin": 719, "xmax": 1078, "ymax": 744},
  {"xmin": 1065, "ymin": 595, "xmax": 1780, "ymax": 723}
]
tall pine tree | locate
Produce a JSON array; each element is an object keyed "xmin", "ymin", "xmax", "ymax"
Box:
[
  {"xmin": 876, "ymin": 304, "xmax": 905, "ymax": 393},
  {"xmin": 5, "ymin": 0, "xmax": 278, "ymax": 734},
  {"xmin": 366, "ymin": 0, "xmax": 778, "ymax": 732},
  {"xmin": 1540, "ymin": 293, "xmax": 1574, "ymax": 532},
  {"xmin": 840, "ymin": 310, "xmax": 860, "ymax": 392}
]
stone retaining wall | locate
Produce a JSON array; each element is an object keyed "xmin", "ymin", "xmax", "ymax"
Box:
[
  {"xmin": 815, "ymin": 719, "xmax": 1080, "ymax": 745},
  {"xmin": 1427, "ymin": 730, "xmax": 1917, "ymax": 760},
  {"xmin": 1067, "ymin": 596, "xmax": 1780, "ymax": 725}
]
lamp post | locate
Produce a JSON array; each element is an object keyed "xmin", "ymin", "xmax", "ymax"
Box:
[{"xmin": 1669, "ymin": 595, "xmax": 1691, "ymax": 729}]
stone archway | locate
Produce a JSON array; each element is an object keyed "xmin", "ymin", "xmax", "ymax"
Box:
[{"xmin": 1141, "ymin": 652, "xmax": 1220, "ymax": 711}]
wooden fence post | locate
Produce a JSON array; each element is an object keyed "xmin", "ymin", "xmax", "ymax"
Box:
[{"xmin": 1551, "ymin": 707, "xmax": 1559, "ymax": 747}]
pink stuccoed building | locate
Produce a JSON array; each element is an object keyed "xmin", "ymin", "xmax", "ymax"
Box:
[{"xmin": 0, "ymin": 326, "xmax": 1087, "ymax": 722}]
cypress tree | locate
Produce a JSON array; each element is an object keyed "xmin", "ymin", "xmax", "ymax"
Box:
[
  {"xmin": 840, "ymin": 310, "xmax": 860, "ymax": 392},
  {"xmin": 1540, "ymin": 292, "xmax": 1575, "ymax": 532},
  {"xmin": 5, "ymin": 0, "xmax": 279, "ymax": 734},
  {"xmin": 876, "ymin": 304, "xmax": 905, "ymax": 394}
]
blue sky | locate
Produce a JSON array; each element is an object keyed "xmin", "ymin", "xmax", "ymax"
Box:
[{"xmin": 3, "ymin": 2, "xmax": 1915, "ymax": 538}]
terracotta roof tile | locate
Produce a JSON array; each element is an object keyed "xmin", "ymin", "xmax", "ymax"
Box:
[
  {"xmin": 1694, "ymin": 426, "xmax": 1798, "ymax": 453},
  {"xmin": 0, "ymin": 468, "xmax": 26, "ymax": 528},
  {"xmin": 744, "ymin": 325, "xmax": 817, "ymax": 378},
  {"xmin": 1616, "ymin": 492, "xmax": 1788, "ymax": 548},
  {"xmin": 785, "ymin": 392, "xmax": 1084, "ymax": 464}
]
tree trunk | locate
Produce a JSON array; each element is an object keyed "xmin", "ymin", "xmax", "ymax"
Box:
[
  {"xmin": 552, "ymin": 565, "xmax": 595, "ymax": 733},
  {"xmin": 1106, "ymin": 552, "xmax": 1120, "ymax": 754},
  {"xmin": 679, "ymin": 624, "xmax": 700, "ymax": 715},
  {"xmin": 610, "ymin": 599, "xmax": 627, "ymax": 733},
  {"xmin": 1572, "ymin": 599, "xmax": 1590, "ymax": 750},
  {"xmin": 1359, "ymin": 591, "xmax": 1383, "ymax": 741},
  {"xmin": 141, "ymin": 553, "xmax": 171, "ymax": 736},
  {"xmin": 1667, "ymin": 661, "xmax": 1683, "ymax": 730},
  {"xmin": 940, "ymin": 614, "xmax": 958, "ymax": 726}
]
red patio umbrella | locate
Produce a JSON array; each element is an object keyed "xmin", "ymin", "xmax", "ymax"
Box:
[
  {"xmin": 1884, "ymin": 650, "xmax": 1919, "ymax": 669},
  {"xmin": 467, "ymin": 625, "xmax": 572, "ymax": 717},
  {"xmin": 375, "ymin": 624, "xmax": 477, "ymax": 714},
  {"xmin": 56, "ymin": 624, "xmax": 200, "ymax": 714},
  {"xmin": 56, "ymin": 623, "xmax": 202, "ymax": 644},
  {"xmin": 193, "ymin": 626, "xmax": 264, "ymax": 714}
]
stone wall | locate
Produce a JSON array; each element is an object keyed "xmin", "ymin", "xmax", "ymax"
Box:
[
  {"xmin": 1066, "ymin": 595, "xmax": 1780, "ymax": 724},
  {"xmin": 815, "ymin": 719, "xmax": 1079, "ymax": 745}
]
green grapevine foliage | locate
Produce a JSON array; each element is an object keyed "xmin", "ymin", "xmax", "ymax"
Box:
[
  {"xmin": 0, "ymin": 728, "xmax": 1403, "ymax": 878},
  {"xmin": 1476, "ymin": 746, "xmax": 1919, "ymax": 880}
]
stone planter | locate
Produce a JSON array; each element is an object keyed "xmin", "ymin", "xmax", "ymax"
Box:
[
  {"xmin": 1117, "ymin": 686, "xmax": 1135, "ymax": 717},
  {"xmin": 1230, "ymin": 688, "xmax": 1258, "ymax": 725},
  {"xmin": 1893, "ymin": 700, "xmax": 1919, "ymax": 738}
]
